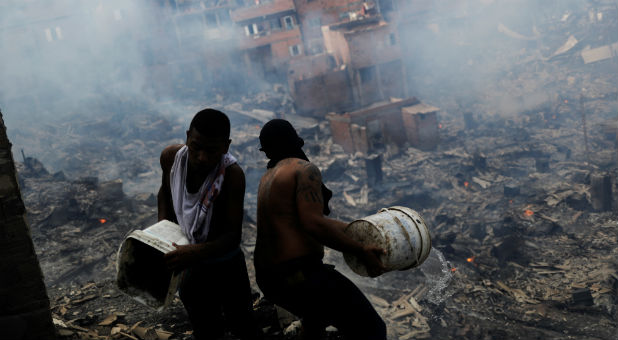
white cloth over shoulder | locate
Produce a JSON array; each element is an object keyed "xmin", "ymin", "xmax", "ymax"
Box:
[{"xmin": 170, "ymin": 145, "xmax": 237, "ymax": 244}]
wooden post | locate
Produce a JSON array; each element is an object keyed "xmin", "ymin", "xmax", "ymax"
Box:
[
  {"xmin": 365, "ymin": 154, "xmax": 383, "ymax": 186},
  {"xmin": 580, "ymin": 94, "xmax": 591, "ymax": 166},
  {"xmin": 590, "ymin": 172, "xmax": 612, "ymax": 211}
]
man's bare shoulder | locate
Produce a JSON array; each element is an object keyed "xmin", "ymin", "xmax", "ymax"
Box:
[
  {"xmin": 160, "ymin": 144, "xmax": 184, "ymax": 169},
  {"xmin": 276, "ymin": 158, "xmax": 311, "ymax": 171},
  {"xmin": 225, "ymin": 163, "xmax": 245, "ymax": 182}
]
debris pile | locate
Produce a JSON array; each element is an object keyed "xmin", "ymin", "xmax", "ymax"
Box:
[{"xmin": 15, "ymin": 86, "xmax": 618, "ymax": 339}]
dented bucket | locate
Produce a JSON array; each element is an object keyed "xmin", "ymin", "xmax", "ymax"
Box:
[
  {"xmin": 116, "ymin": 220, "xmax": 189, "ymax": 311},
  {"xmin": 343, "ymin": 206, "xmax": 431, "ymax": 277}
]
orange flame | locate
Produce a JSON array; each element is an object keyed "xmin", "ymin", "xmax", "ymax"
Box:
[
  {"xmin": 99, "ymin": 218, "xmax": 107, "ymax": 224},
  {"xmin": 466, "ymin": 257, "xmax": 475, "ymax": 263},
  {"xmin": 524, "ymin": 210, "xmax": 534, "ymax": 216},
  {"xmin": 463, "ymin": 181, "xmax": 469, "ymax": 187},
  {"xmin": 451, "ymin": 267, "xmax": 457, "ymax": 272}
]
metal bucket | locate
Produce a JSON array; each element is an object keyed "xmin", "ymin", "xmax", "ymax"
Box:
[
  {"xmin": 116, "ymin": 220, "xmax": 189, "ymax": 311},
  {"xmin": 343, "ymin": 206, "xmax": 431, "ymax": 277}
]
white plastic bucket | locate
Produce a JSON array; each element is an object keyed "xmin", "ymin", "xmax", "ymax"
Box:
[
  {"xmin": 343, "ymin": 206, "xmax": 431, "ymax": 277},
  {"xmin": 116, "ymin": 220, "xmax": 189, "ymax": 311}
]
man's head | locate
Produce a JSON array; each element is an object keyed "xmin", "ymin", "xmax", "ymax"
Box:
[
  {"xmin": 186, "ymin": 108, "xmax": 231, "ymax": 173},
  {"xmin": 259, "ymin": 119, "xmax": 309, "ymax": 169}
]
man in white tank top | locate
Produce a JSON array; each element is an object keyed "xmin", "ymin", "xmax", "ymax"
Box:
[{"xmin": 157, "ymin": 109, "xmax": 262, "ymax": 340}]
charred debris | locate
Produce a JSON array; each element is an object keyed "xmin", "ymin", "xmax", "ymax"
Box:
[
  {"xmin": 15, "ymin": 92, "xmax": 618, "ymax": 339},
  {"xmin": 5, "ymin": 0, "xmax": 618, "ymax": 340}
]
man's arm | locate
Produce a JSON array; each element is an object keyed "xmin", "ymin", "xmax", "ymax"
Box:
[
  {"xmin": 295, "ymin": 161, "xmax": 385, "ymax": 277},
  {"xmin": 164, "ymin": 163, "xmax": 246, "ymax": 271},
  {"xmin": 157, "ymin": 145, "xmax": 181, "ymax": 223},
  {"xmin": 199, "ymin": 163, "xmax": 245, "ymax": 257}
]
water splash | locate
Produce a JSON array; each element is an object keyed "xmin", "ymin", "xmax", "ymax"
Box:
[{"xmin": 419, "ymin": 248, "xmax": 454, "ymax": 304}]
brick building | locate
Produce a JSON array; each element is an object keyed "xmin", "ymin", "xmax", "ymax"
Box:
[
  {"xmin": 327, "ymin": 97, "xmax": 439, "ymax": 154},
  {"xmin": 231, "ymin": 0, "xmax": 304, "ymax": 81},
  {"xmin": 322, "ymin": 15, "xmax": 407, "ymax": 107},
  {"xmin": 293, "ymin": 0, "xmax": 367, "ymax": 55},
  {"xmin": 287, "ymin": 11, "xmax": 408, "ymax": 116},
  {"xmin": 0, "ymin": 110, "xmax": 57, "ymax": 339}
]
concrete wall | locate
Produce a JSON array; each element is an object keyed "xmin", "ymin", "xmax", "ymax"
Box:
[{"xmin": 0, "ymin": 110, "xmax": 57, "ymax": 340}]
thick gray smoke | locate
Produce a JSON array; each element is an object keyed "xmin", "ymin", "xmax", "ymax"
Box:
[
  {"xmin": 399, "ymin": 0, "xmax": 616, "ymax": 115},
  {"xmin": 1, "ymin": 0, "xmax": 617, "ymax": 186},
  {"xmin": 0, "ymin": 0, "xmax": 252, "ymax": 134}
]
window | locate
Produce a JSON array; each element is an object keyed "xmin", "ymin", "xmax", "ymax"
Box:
[
  {"xmin": 44, "ymin": 28, "xmax": 53, "ymax": 42},
  {"xmin": 44, "ymin": 27, "xmax": 63, "ymax": 42},
  {"xmin": 205, "ymin": 13, "xmax": 218, "ymax": 28},
  {"xmin": 307, "ymin": 39, "xmax": 323, "ymax": 55},
  {"xmin": 245, "ymin": 23, "xmax": 263, "ymax": 36},
  {"xmin": 283, "ymin": 16, "xmax": 294, "ymax": 30},
  {"xmin": 55, "ymin": 27, "xmax": 63, "ymax": 40},
  {"xmin": 359, "ymin": 66, "xmax": 376, "ymax": 83},
  {"xmin": 270, "ymin": 18, "xmax": 282, "ymax": 31},
  {"xmin": 245, "ymin": 25, "xmax": 254, "ymax": 36},
  {"xmin": 289, "ymin": 44, "xmax": 301, "ymax": 56},
  {"xmin": 389, "ymin": 33, "xmax": 396, "ymax": 46},
  {"xmin": 308, "ymin": 17, "xmax": 321, "ymax": 27}
]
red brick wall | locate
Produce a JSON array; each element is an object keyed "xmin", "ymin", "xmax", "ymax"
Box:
[
  {"xmin": 345, "ymin": 23, "xmax": 401, "ymax": 69},
  {"xmin": 291, "ymin": 69, "xmax": 354, "ymax": 115},
  {"xmin": 327, "ymin": 114, "xmax": 356, "ymax": 153},
  {"xmin": 402, "ymin": 111, "xmax": 439, "ymax": 149}
]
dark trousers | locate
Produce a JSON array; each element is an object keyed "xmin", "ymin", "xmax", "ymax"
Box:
[
  {"xmin": 179, "ymin": 250, "xmax": 262, "ymax": 340},
  {"xmin": 256, "ymin": 256, "xmax": 387, "ymax": 340}
]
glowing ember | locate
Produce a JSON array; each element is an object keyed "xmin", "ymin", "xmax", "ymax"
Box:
[
  {"xmin": 464, "ymin": 181, "xmax": 469, "ymax": 187},
  {"xmin": 99, "ymin": 218, "xmax": 107, "ymax": 224},
  {"xmin": 466, "ymin": 257, "xmax": 475, "ymax": 263},
  {"xmin": 451, "ymin": 267, "xmax": 457, "ymax": 272},
  {"xmin": 524, "ymin": 210, "xmax": 534, "ymax": 216}
]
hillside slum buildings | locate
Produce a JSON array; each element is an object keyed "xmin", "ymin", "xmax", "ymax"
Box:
[
  {"xmin": 0, "ymin": 0, "xmax": 443, "ymax": 151},
  {"xmin": 170, "ymin": 0, "xmax": 441, "ymax": 152}
]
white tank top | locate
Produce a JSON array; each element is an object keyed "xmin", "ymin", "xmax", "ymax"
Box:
[{"xmin": 169, "ymin": 145, "xmax": 237, "ymax": 244}]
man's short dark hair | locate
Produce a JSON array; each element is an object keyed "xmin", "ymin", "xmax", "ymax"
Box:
[{"xmin": 189, "ymin": 108, "xmax": 230, "ymax": 139}]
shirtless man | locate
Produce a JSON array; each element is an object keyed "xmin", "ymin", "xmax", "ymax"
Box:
[
  {"xmin": 255, "ymin": 119, "xmax": 387, "ymax": 340},
  {"xmin": 157, "ymin": 109, "xmax": 262, "ymax": 340}
]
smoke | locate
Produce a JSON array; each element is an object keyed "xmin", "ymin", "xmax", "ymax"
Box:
[
  {"xmin": 0, "ymin": 0, "xmax": 258, "ymax": 182},
  {"xmin": 2, "ymin": 0, "xmax": 616, "ymax": 184},
  {"xmin": 1, "ymin": 1, "xmax": 153, "ymax": 122},
  {"xmin": 398, "ymin": 0, "xmax": 614, "ymax": 116}
]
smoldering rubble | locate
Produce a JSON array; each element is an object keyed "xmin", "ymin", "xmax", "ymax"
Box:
[
  {"xmin": 8, "ymin": 1, "xmax": 618, "ymax": 340},
  {"xmin": 14, "ymin": 83, "xmax": 618, "ymax": 339}
]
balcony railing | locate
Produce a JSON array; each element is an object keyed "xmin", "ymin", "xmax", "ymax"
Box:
[
  {"xmin": 231, "ymin": 0, "xmax": 295, "ymax": 23},
  {"xmin": 239, "ymin": 25, "xmax": 300, "ymax": 49}
]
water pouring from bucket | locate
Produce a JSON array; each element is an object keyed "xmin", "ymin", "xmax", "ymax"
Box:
[{"xmin": 343, "ymin": 206, "xmax": 432, "ymax": 277}]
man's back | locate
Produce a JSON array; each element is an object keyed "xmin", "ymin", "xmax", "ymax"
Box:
[{"xmin": 255, "ymin": 158, "xmax": 324, "ymax": 270}]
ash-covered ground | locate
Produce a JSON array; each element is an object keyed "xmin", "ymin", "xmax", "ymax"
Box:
[
  {"xmin": 8, "ymin": 1, "xmax": 618, "ymax": 339},
  {"xmin": 15, "ymin": 80, "xmax": 618, "ymax": 339}
]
